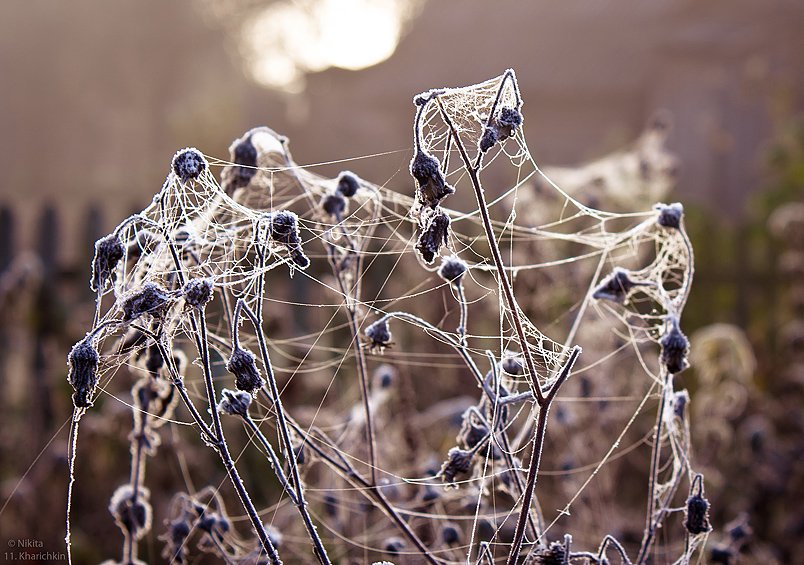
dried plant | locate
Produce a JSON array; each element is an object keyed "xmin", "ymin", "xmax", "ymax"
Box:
[{"xmin": 66, "ymin": 70, "xmax": 712, "ymax": 564}]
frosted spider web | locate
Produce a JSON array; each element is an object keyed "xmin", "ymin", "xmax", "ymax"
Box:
[{"xmin": 74, "ymin": 70, "xmax": 706, "ymax": 564}]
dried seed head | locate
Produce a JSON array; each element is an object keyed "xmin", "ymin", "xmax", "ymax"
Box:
[
  {"xmin": 161, "ymin": 512, "xmax": 192, "ymax": 564},
  {"xmin": 441, "ymin": 522, "xmax": 461, "ymax": 545},
  {"xmin": 264, "ymin": 210, "xmax": 310, "ymax": 270},
  {"xmin": 438, "ymin": 255, "xmax": 467, "ymax": 284},
  {"xmin": 171, "ymin": 148, "xmax": 207, "ymax": 183},
  {"xmin": 109, "ymin": 484, "xmax": 152, "ymax": 540},
  {"xmin": 217, "ymin": 388, "xmax": 253, "ymax": 417},
  {"xmin": 660, "ymin": 316, "xmax": 690, "ymax": 374},
  {"xmin": 182, "ymin": 277, "xmax": 214, "ymax": 309},
  {"xmin": 685, "ymin": 493, "xmax": 711, "ymax": 534},
  {"xmin": 410, "ymin": 150, "xmax": 454, "ymax": 208},
  {"xmin": 336, "ymin": 171, "xmax": 360, "ymax": 198},
  {"xmin": 365, "ymin": 318, "xmax": 392, "ymax": 352},
  {"xmin": 374, "ymin": 364, "xmax": 397, "ymax": 389},
  {"xmin": 225, "ymin": 134, "xmax": 258, "ymax": 193},
  {"xmin": 440, "ymin": 447, "xmax": 474, "ymax": 485},
  {"xmin": 709, "ymin": 545, "xmax": 734, "ymax": 565},
  {"xmin": 416, "ymin": 208, "xmax": 450, "ymax": 264},
  {"xmin": 67, "ymin": 338, "xmax": 100, "ymax": 408},
  {"xmin": 321, "ymin": 191, "xmax": 347, "ymax": 218},
  {"xmin": 121, "ymin": 282, "xmax": 172, "ymax": 322},
  {"xmin": 383, "ymin": 537, "xmax": 405, "ymax": 556},
  {"xmin": 656, "ymin": 202, "xmax": 684, "ymax": 229},
  {"xmin": 226, "ymin": 346, "xmax": 264, "ymax": 394},
  {"xmin": 459, "ymin": 410, "xmax": 488, "ymax": 450},
  {"xmin": 671, "ymin": 390, "xmax": 688, "ymax": 421},
  {"xmin": 529, "ymin": 541, "xmax": 566, "ymax": 564},
  {"xmin": 479, "ymin": 126, "xmax": 499, "ymax": 153},
  {"xmin": 501, "ymin": 354, "xmax": 524, "ymax": 376},
  {"xmin": 91, "ymin": 233, "xmax": 125, "ymax": 292},
  {"xmin": 592, "ymin": 267, "xmax": 640, "ymax": 304},
  {"xmin": 495, "ymin": 107, "xmax": 523, "ymax": 142},
  {"xmin": 323, "ymin": 493, "xmax": 338, "ymax": 518}
]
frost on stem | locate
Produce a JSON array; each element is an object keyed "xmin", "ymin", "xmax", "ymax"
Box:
[
  {"xmin": 109, "ymin": 484, "xmax": 152, "ymax": 540},
  {"xmin": 217, "ymin": 388, "xmax": 252, "ymax": 417},
  {"xmin": 226, "ymin": 346, "xmax": 264, "ymax": 394},
  {"xmin": 656, "ymin": 202, "xmax": 684, "ymax": 229},
  {"xmin": 171, "ymin": 148, "xmax": 207, "ymax": 183},
  {"xmin": 67, "ymin": 338, "xmax": 100, "ymax": 408},
  {"xmin": 364, "ymin": 318, "xmax": 392, "ymax": 353},
  {"xmin": 336, "ymin": 170, "xmax": 360, "ymax": 198},
  {"xmin": 90, "ymin": 233, "xmax": 125, "ymax": 292},
  {"xmin": 410, "ymin": 149, "xmax": 454, "ymax": 209},
  {"xmin": 121, "ymin": 282, "xmax": 172, "ymax": 322},
  {"xmin": 592, "ymin": 267, "xmax": 643, "ymax": 304},
  {"xmin": 660, "ymin": 316, "xmax": 690, "ymax": 374},
  {"xmin": 416, "ymin": 207, "xmax": 450, "ymax": 264}
]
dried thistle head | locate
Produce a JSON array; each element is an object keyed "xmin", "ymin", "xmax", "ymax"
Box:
[
  {"xmin": 525, "ymin": 541, "xmax": 566, "ymax": 564},
  {"xmin": 91, "ymin": 233, "xmax": 125, "ymax": 292},
  {"xmin": 656, "ymin": 202, "xmax": 684, "ymax": 229},
  {"xmin": 592, "ymin": 267, "xmax": 641, "ymax": 304},
  {"xmin": 440, "ymin": 446, "xmax": 474, "ymax": 486},
  {"xmin": 182, "ymin": 277, "xmax": 214, "ymax": 310},
  {"xmin": 410, "ymin": 149, "xmax": 454, "ymax": 208},
  {"xmin": 171, "ymin": 148, "xmax": 207, "ymax": 183},
  {"xmin": 109, "ymin": 484, "xmax": 152, "ymax": 540},
  {"xmin": 226, "ymin": 346, "xmax": 264, "ymax": 394},
  {"xmin": 365, "ymin": 318, "xmax": 392, "ymax": 353},
  {"xmin": 217, "ymin": 388, "xmax": 252, "ymax": 417},
  {"xmin": 660, "ymin": 316, "xmax": 690, "ymax": 374},
  {"xmin": 437, "ymin": 255, "xmax": 467, "ymax": 285},
  {"xmin": 336, "ymin": 170, "xmax": 360, "ymax": 198},
  {"xmin": 416, "ymin": 208, "xmax": 450, "ymax": 264},
  {"xmin": 67, "ymin": 338, "xmax": 100, "ymax": 408},
  {"xmin": 121, "ymin": 282, "xmax": 172, "ymax": 322}
]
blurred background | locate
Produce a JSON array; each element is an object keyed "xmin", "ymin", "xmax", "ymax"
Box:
[{"xmin": 0, "ymin": 0, "xmax": 802, "ymax": 562}]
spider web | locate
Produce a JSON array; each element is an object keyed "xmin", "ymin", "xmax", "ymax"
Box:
[{"xmin": 81, "ymin": 71, "xmax": 705, "ymax": 564}]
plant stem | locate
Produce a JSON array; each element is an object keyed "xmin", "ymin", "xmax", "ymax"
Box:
[
  {"xmin": 506, "ymin": 347, "xmax": 580, "ymax": 565},
  {"xmin": 237, "ymin": 301, "xmax": 332, "ymax": 565},
  {"xmin": 196, "ymin": 309, "xmax": 282, "ymax": 564},
  {"xmin": 636, "ymin": 371, "xmax": 670, "ymax": 564},
  {"xmin": 434, "ymin": 97, "xmax": 544, "ymax": 405}
]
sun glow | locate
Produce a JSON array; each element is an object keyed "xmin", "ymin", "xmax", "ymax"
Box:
[{"xmin": 242, "ymin": 0, "xmax": 420, "ymax": 92}]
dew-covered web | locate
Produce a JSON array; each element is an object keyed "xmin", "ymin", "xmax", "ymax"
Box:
[{"xmin": 70, "ymin": 71, "xmax": 708, "ymax": 564}]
